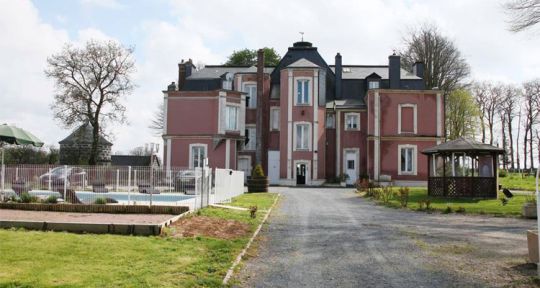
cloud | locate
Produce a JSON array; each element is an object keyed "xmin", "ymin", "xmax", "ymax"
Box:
[{"xmin": 80, "ymin": 0, "xmax": 123, "ymax": 10}]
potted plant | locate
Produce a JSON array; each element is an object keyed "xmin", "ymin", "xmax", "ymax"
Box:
[
  {"xmin": 247, "ymin": 164, "xmax": 269, "ymax": 193},
  {"xmin": 522, "ymin": 194, "xmax": 537, "ymax": 219},
  {"xmin": 339, "ymin": 173, "xmax": 349, "ymax": 187}
]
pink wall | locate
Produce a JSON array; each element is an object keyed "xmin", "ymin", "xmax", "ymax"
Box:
[
  {"xmin": 338, "ymin": 110, "xmax": 368, "ymax": 177},
  {"xmin": 379, "ymin": 140, "xmax": 436, "ymax": 181},
  {"xmin": 166, "ymin": 91, "xmax": 219, "ymax": 135},
  {"xmin": 379, "ymin": 92, "xmax": 438, "ymax": 136}
]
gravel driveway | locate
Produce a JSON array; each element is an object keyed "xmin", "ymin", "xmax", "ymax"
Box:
[{"xmin": 236, "ymin": 187, "xmax": 538, "ymax": 288}]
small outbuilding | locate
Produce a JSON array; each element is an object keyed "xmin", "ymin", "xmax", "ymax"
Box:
[
  {"xmin": 59, "ymin": 123, "xmax": 113, "ymax": 165},
  {"xmin": 422, "ymin": 137, "xmax": 504, "ymax": 198}
]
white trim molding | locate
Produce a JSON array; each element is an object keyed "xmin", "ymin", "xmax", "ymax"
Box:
[
  {"xmin": 397, "ymin": 144, "xmax": 418, "ymax": 176},
  {"xmin": 287, "ymin": 69, "xmax": 293, "ymax": 179},
  {"xmin": 293, "ymin": 121, "xmax": 312, "ymax": 151},
  {"xmin": 398, "ymin": 103, "xmax": 418, "ymax": 134},
  {"xmin": 189, "ymin": 143, "xmax": 208, "ymax": 169},
  {"xmin": 374, "ymin": 91, "xmax": 380, "ymax": 180},
  {"xmin": 293, "ymin": 76, "xmax": 313, "ymax": 106},
  {"xmin": 344, "ymin": 112, "xmax": 361, "ymax": 131}
]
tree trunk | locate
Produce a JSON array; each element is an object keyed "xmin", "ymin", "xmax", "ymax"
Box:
[
  {"xmin": 89, "ymin": 122, "xmax": 100, "ymax": 165},
  {"xmin": 500, "ymin": 115, "xmax": 507, "ymax": 170},
  {"xmin": 524, "ymin": 126, "xmax": 529, "ymax": 170},
  {"xmin": 507, "ymin": 117, "xmax": 515, "ymax": 169},
  {"xmin": 529, "ymin": 127, "xmax": 535, "ymax": 170}
]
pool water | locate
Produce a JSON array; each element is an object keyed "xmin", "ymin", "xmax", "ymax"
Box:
[{"xmin": 5, "ymin": 190, "xmax": 195, "ymax": 203}]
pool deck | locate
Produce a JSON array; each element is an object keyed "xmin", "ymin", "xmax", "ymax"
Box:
[{"xmin": 0, "ymin": 209, "xmax": 186, "ymax": 236}]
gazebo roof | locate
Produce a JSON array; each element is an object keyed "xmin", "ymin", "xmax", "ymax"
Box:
[{"xmin": 422, "ymin": 137, "xmax": 505, "ymax": 155}]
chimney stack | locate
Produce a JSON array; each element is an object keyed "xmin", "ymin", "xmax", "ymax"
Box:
[
  {"xmin": 335, "ymin": 53, "xmax": 342, "ymax": 99},
  {"xmin": 388, "ymin": 53, "xmax": 401, "ymax": 89},
  {"xmin": 255, "ymin": 49, "xmax": 265, "ymax": 167},
  {"xmin": 178, "ymin": 59, "xmax": 194, "ymax": 90},
  {"xmin": 412, "ymin": 61, "xmax": 425, "ymax": 79}
]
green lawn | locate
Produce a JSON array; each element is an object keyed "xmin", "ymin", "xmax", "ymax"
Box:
[
  {"xmin": 0, "ymin": 192, "xmax": 278, "ymax": 288},
  {"xmin": 363, "ymin": 187, "xmax": 529, "ymax": 216},
  {"xmin": 499, "ymin": 173, "xmax": 539, "ymax": 192}
]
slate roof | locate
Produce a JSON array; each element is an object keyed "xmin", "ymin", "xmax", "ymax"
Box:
[
  {"xmin": 187, "ymin": 66, "xmax": 275, "ymax": 79},
  {"xmin": 330, "ymin": 66, "xmax": 420, "ymax": 80},
  {"xmin": 325, "ymin": 99, "xmax": 366, "ymax": 109},
  {"xmin": 59, "ymin": 123, "xmax": 112, "ymax": 146},
  {"xmin": 422, "ymin": 137, "xmax": 505, "ymax": 154}
]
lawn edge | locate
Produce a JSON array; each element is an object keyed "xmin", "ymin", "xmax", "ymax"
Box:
[{"xmin": 222, "ymin": 193, "xmax": 280, "ymax": 285}]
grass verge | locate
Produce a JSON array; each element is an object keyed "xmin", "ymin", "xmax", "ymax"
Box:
[
  {"xmin": 0, "ymin": 192, "xmax": 277, "ymax": 288},
  {"xmin": 499, "ymin": 173, "xmax": 539, "ymax": 192},
  {"xmin": 361, "ymin": 187, "xmax": 529, "ymax": 216}
]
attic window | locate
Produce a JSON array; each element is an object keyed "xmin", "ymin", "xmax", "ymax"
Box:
[{"xmin": 343, "ymin": 67, "xmax": 351, "ymax": 73}]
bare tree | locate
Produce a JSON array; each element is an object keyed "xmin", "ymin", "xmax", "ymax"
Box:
[
  {"xmin": 485, "ymin": 83, "xmax": 503, "ymax": 145},
  {"xmin": 400, "ymin": 24, "xmax": 470, "ymax": 93},
  {"xmin": 129, "ymin": 145, "xmax": 156, "ymax": 156},
  {"xmin": 472, "ymin": 82, "xmax": 490, "ymax": 143},
  {"xmin": 45, "ymin": 40, "xmax": 135, "ymax": 165},
  {"xmin": 504, "ymin": 0, "xmax": 540, "ymax": 32},
  {"xmin": 522, "ymin": 79, "xmax": 540, "ymax": 170},
  {"xmin": 499, "ymin": 84, "xmax": 520, "ymax": 169},
  {"xmin": 149, "ymin": 103, "xmax": 164, "ymax": 136}
]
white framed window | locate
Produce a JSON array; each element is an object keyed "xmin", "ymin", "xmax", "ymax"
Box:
[
  {"xmin": 189, "ymin": 144, "xmax": 207, "ymax": 169},
  {"xmin": 368, "ymin": 81, "xmax": 380, "ymax": 89},
  {"xmin": 243, "ymin": 83, "xmax": 257, "ymax": 108},
  {"xmin": 326, "ymin": 113, "xmax": 335, "ymax": 128},
  {"xmin": 225, "ymin": 105, "xmax": 239, "ymax": 131},
  {"xmin": 294, "ymin": 122, "xmax": 311, "ymax": 151},
  {"xmin": 398, "ymin": 103, "xmax": 417, "ymax": 134},
  {"xmin": 244, "ymin": 126, "xmax": 256, "ymax": 151},
  {"xmin": 344, "ymin": 113, "xmax": 360, "ymax": 131},
  {"xmin": 270, "ymin": 108, "xmax": 280, "ymax": 131},
  {"xmin": 296, "ymin": 79, "xmax": 310, "ymax": 105},
  {"xmin": 398, "ymin": 145, "xmax": 417, "ymax": 175}
]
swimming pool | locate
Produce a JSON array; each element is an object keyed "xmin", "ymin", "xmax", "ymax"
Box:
[{"xmin": 4, "ymin": 190, "xmax": 196, "ymax": 204}]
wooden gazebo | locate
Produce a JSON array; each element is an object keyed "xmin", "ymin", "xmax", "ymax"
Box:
[{"xmin": 422, "ymin": 137, "xmax": 505, "ymax": 198}]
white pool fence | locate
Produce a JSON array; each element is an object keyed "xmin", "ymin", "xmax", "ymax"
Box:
[{"xmin": 0, "ymin": 164, "xmax": 245, "ymax": 211}]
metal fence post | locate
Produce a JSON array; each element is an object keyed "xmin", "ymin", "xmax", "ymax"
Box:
[
  {"xmin": 127, "ymin": 166, "xmax": 132, "ymax": 205},
  {"xmin": 48, "ymin": 168, "xmax": 52, "ymax": 191},
  {"xmin": 63, "ymin": 165, "xmax": 67, "ymax": 200},
  {"xmin": 15, "ymin": 167, "xmax": 18, "ymax": 181},
  {"xmin": 116, "ymin": 169, "xmax": 119, "ymax": 192}
]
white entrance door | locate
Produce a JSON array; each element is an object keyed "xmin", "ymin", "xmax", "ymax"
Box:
[
  {"xmin": 268, "ymin": 151, "xmax": 280, "ymax": 185},
  {"xmin": 345, "ymin": 151, "xmax": 357, "ymax": 185},
  {"xmin": 238, "ymin": 158, "xmax": 251, "ymax": 183}
]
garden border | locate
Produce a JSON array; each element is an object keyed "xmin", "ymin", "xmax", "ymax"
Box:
[{"xmin": 0, "ymin": 203, "xmax": 188, "ymax": 214}]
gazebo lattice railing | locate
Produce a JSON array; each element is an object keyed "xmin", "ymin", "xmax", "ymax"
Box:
[{"xmin": 423, "ymin": 138, "xmax": 504, "ymax": 199}]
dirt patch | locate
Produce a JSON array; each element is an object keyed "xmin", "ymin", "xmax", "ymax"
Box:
[{"xmin": 169, "ymin": 216, "xmax": 251, "ymax": 240}]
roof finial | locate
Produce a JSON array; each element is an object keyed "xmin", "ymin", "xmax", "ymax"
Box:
[{"xmin": 299, "ymin": 32, "xmax": 304, "ymax": 42}]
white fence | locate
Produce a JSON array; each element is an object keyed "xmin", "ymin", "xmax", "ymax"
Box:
[
  {"xmin": 213, "ymin": 168, "xmax": 245, "ymax": 204},
  {"xmin": 0, "ymin": 164, "xmax": 245, "ymax": 211}
]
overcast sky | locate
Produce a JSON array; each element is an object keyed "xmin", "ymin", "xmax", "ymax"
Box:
[{"xmin": 1, "ymin": 0, "xmax": 539, "ymax": 155}]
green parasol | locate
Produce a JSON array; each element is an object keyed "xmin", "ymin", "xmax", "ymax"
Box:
[{"xmin": 0, "ymin": 124, "xmax": 44, "ymax": 200}]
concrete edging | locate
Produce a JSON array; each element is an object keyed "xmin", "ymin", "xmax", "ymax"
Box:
[{"xmin": 222, "ymin": 193, "xmax": 281, "ymax": 285}]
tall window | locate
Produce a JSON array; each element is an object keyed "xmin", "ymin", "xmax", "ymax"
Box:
[
  {"xmin": 271, "ymin": 108, "xmax": 280, "ymax": 131},
  {"xmin": 244, "ymin": 127, "xmax": 256, "ymax": 150},
  {"xmin": 398, "ymin": 104, "xmax": 417, "ymax": 134},
  {"xmin": 244, "ymin": 84, "xmax": 257, "ymax": 108},
  {"xmin": 191, "ymin": 145, "xmax": 207, "ymax": 168},
  {"xmin": 326, "ymin": 113, "xmax": 335, "ymax": 128},
  {"xmin": 345, "ymin": 113, "xmax": 360, "ymax": 130},
  {"xmin": 225, "ymin": 105, "xmax": 239, "ymax": 131},
  {"xmin": 295, "ymin": 124, "xmax": 310, "ymax": 150},
  {"xmin": 399, "ymin": 145, "xmax": 417, "ymax": 175},
  {"xmin": 296, "ymin": 79, "xmax": 310, "ymax": 105}
]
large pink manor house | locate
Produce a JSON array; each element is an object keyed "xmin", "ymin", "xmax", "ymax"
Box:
[{"xmin": 162, "ymin": 41, "xmax": 444, "ymax": 186}]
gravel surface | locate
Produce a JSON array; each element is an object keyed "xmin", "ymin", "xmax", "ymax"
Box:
[
  {"xmin": 236, "ymin": 187, "xmax": 538, "ymax": 288},
  {"xmin": 0, "ymin": 209, "xmax": 174, "ymax": 224}
]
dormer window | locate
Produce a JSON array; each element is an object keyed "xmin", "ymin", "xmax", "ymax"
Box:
[
  {"xmin": 368, "ymin": 81, "xmax": 380, "ymax": 89},
  {"xmin": 343, "ymin": 67, "xmax": 351, "ymax": 73}
]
